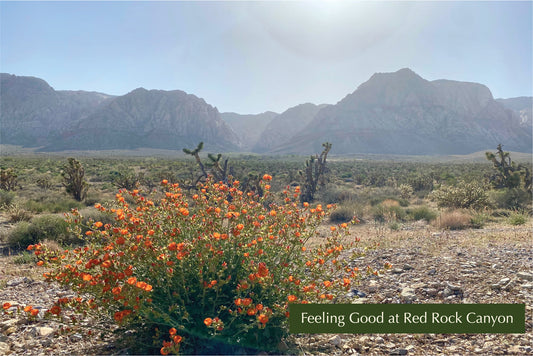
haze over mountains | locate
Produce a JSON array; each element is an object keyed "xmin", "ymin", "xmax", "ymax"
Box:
[{"xmin": 1, "ymin": 69, "xmax": 531, "ymax": 155}]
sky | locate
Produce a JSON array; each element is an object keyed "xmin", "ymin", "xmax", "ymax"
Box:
[{"xmin": 1, "ymin": 1, "xmax": 532, "ymax": 114}]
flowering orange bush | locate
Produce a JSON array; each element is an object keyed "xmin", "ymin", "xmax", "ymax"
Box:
[{"xmin": 30, "ymin": 175, "xmax": 361, "ymax": 354}]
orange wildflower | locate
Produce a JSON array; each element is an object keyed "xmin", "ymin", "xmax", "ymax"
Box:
[
  {"xmin": 3, "ymin": 302, "xmax": 11, "ymax": 310},
  {"xmin": 204, "ymin": 317, "xmax": 213, "ymax": 327},
  {"xmin": 258, "ymin": 314, "xmax": 269, "ymax": 324},
  {"xmin": 287, "ymin": 295, "xmax": 297, "ymax": 302}
]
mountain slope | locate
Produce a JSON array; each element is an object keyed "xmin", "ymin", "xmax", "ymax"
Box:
[
  {"xmin": 0, "ymin": 73, "xmax": 112, "ymax": 147},
  {"xmin": 253, "ymin": 103, "xmax": 329, "ymax": 153},
  {"xmin": 276, "ymin": 69, "xmax": 531, "ymax": 154},
  {"xmin": 43, "ymin": 88, "xmax": 241, "ymax": 151},
  {"xmin": 220, "ymin": 111, "xmax": 278, "ymax": 150},
  {"xmin": 496, "ymin": 97, "xmax": 532, "ymax": 126}
]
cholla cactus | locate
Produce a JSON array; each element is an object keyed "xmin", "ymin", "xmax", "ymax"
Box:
[
  {"xmin": 300, "ymin": 142, "xmax": 332, "ymax": 204},
  {"xmin": 61, "ymin": 158, "xmax": 89, "ymax": 201}
]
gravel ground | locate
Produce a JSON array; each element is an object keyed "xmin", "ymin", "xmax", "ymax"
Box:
[{"xmin": 1, "ymin": 220, "xmax": 531, "ymax": 355}]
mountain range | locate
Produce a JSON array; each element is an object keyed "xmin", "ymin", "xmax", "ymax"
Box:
[{"xmin": 1, "ymin": 69, "xmax": 531, "ymax": 155}]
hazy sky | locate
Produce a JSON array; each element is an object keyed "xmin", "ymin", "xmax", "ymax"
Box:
[{"xmin": 1, "ymin": 1, "xmax": 531, "ymax": 114}]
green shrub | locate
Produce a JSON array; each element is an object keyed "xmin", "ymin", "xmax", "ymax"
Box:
[
  {"xmin": 329, "ymin": 206, "xmax": 355, "ymax": 223},
  {"xmin": 489, "ymin": 188, "xmax": 531, "ymax": 210},
  {"xmin": 7, "ymin": 214, "xmax": 74, "ymax": 248},
  {"xmin": 0, "ymin": 189, "xmax": 15, "ymax": 206},
  {"xmin": 408, "ymin": 206, "xmax": 437, "ymax": 222},
  {"xmin": 6, "ymin": 203, "xmax": 33, "ymax": 222},
  {"xmin": 431, "ymin": 181, "xmax": 490, "ymax": 210},
  {"xmin": 508, "ymin": 211, "xmax": 528, "ymax": 226},
  {"xmin": 371, "ymin": 200, "xmax": 406, "ymax": 223}
]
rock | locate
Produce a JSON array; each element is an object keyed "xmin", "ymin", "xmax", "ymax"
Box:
[
  {"xmin": 517, "ymin": 271, "xmax": 533, "ymax": 281},
  {"xmin": 6, "ymin": 277, "xmax": 32, "ymax": 287},
  {"xmin": 367, "ymin": 280, "xmax": 379, "ymax": 293},
  {"xmin": 375, "ymin": 336, "xmax": 384, "ymax": 344},
  {"xmin": 425, "ymin": 288, "xmax": 438, "ymax": 297},
  {"xmin": 400, "ymin": 287, "xmax": 417, "ymax": 303},
  {"xmin": 0, "ymin": 341, "xmax": 10, "ymax": 354},
  {"xmin": 329, "ymin": 335, "xmax": 342, "ymax": 347},
  {"xmin": 498, "ymin": 277, "xmax": 511, "ymax": 286},
  {"xmin": 520, "ymin": 283, "xmax": 533, "ymax": 289},
  {"xmin": 392, "ymin": 268, "xmax": 404, "ymax": 274},
  {"xmin": 443, "ymin": 283, "xmax": 463, "ymax": 297},
  {"xmin": 4, "ymin": 326, "xmax": 16, "ymax": 336},
  {"xmin": 403, "ymin": 264, "xmax": 414, "ymax": 270},
  {"xmin": 427, "ymin": 268, "xmax": 437, "ymax": 275},
  {"xmin": 390, "ymin": 348, "xmax": 408, "ymax": 355},
  {"xmin": 34, "ymin": 326, "xmax": 55, "ymax": 337}
]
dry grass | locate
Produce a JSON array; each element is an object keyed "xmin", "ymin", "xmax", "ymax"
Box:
[{"xmin": 434, "ymin": 209, "xmax": 472, "ymax": 230}]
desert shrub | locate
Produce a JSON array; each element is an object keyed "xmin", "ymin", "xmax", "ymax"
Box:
[
  {"xmin": 508, "ymin": 211, "xmax": 527, "ymax": 226},
  {"xmin": 22, "ymin": 192, "xmax": 83, "ymax": 214},
  {"xmin": 30, "ymin": 177, "xmax": 363, "ymax": 355},
  {"xmin": 408, "ymin": 206, "xmax": 437, "ymax": 222},
  {"xmin": 371, "ymin": 201, "xmax": 406, "ymax": 223},
  {"xmin": 430, "ymin": 181, "xmax": 490, "ymax": 210},
  {"xmin": 35, "ymin": 173, "xmax": 54, "ymax": 190},
  {"xmin": 435, "ymin": 210, "xmax": 472, "ymax": 230},
  {"xmin": 6, "ymin": 203, "xmax": 33, "ymax": 222},
  {"xmin": 318, "ymin": 187, "xmax": 356, "ymax": 204},
  {"xmin": 7, "ymin": 214, "xmax": 73, "ymax": 248},
  {"xmin": 329, "ymin": 205, "xmax": 355, "ymax": 223},
  {"xmin": 470, "ymin": 211, "xmax": 490, "ymax": 229},
  {"xmin": 489, "ymin": 188, "xmax": 531, "ymax": 210},
  {"xmin": 398, "ymin": 184, "xmax": 414, "ymax": 200},
  {"xmin": 0, "ymin": 189, "xmax": 15, "ymax": 206}
]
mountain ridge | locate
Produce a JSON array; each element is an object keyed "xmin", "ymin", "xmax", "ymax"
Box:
[{"xmin": 1, "ymin": 70, "xmax": 531, "ymax": 155}]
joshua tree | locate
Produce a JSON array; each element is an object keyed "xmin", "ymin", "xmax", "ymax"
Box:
[
  {"xmin": 0, "ymin": 168, "xmax": 19, "ymax": 191},
  {"xmin": 183, "ymin": 142, "xmax": 231, "ymax": 185},
  {"xmin": 486, "ymin": 144, "xmax": 531, "ymax": 191},
  {"xmin": 61, "ymin": 158, "xmax": 89, "ymax": 201},
  {"xmin": 300, "ymin": 142, "xmax": 332, "ymax": 204}
]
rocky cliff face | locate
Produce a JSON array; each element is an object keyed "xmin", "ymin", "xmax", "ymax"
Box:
[
  {"xmin": 276, "ymin": 69, "xmax": 531, "ymax": 154},
  {"xmin": 1, "ymin": 74, "xmax": 240, "ymax": 152},
  {"xmin": 252, "ymin": 103, "xmax": 329, "ymax": 153},
  {"xmin": 46, "ymin": 88, "xmax": 241, "ymax": 151},
  {"xmin": 0, "ymin": 73, "xmax": 112, "ymax": 147},
  {"xmin": 496, "ymin": 97, "xmax": 532, "ymax": 127}
]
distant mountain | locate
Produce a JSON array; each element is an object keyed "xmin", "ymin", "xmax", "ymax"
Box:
[
  {"xmin": 1, "ymin": 74, "xmax": 240, "ymax": 152},
  {"xmin": 253, "ymin": 103, "xmax": 329, "ymax": 153},
  {"xmin": 45, "ymin": 87, "xmax": 240, "ymax": 151},
  {"xmin": 0, "ymin": 73, "xmax": 113, "ymax": 147},
  {"xmin": 496, "ymin": 97, "xmax": 532, "ymax": 126},
  {"xmin": 274, "ymin": 69, "xmax": 532, "ymax": 154},
  {"xmin": 1, "ymin": 70, "xmax": 531, "ymax": 155},
  {"xmin": 221, "ymin": 111, "xmax": 278, "ymax": 150}
]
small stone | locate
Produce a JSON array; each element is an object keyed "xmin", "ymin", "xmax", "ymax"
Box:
[
  {"xmin": 425, "ymin": 288, "xmax": 438, "ymax": 297},
  {"xmin": 6, "ymin": 276, "xmax": 32, "ymax": 287},
  {"xmin": 35, "ymin": 326, "xmax": 55, "ymax": 337},
  {"xmin": 4, "ymin": 326, "xmax": 16, "ymax": 336},
  {"xmin": 517, "ymin": 271, "xmax": 533, "ymax": 281},
  {"xmin": 390, "ymin": 348, "xmax": 408, "ymax": 355},
  {"xmin": 0, "ymin": 341, "xmax": 10, "ymax": 354},
  {"xmin": 498, "ymin": 278, "xmax": 511, "ymax": 286},
  {"xmin": 521, "ymin": 283, "xmax": 533, "ymax": 289},
  {"xmin": 392, "ymin": 268, "xmax": 404, "ymax": 274},
  {"xmin": 427, "ymin": 268, "xmax": 437, "ymax": 275},
  {"xmin": 375, "ymin": 336, "xmax": 384, "ymax": 344},
  {"xmin": 403, "ymin": 264, "xmax": 414, "ymax": 270},
  {"xmin": 367, "ymin": 280, "xmax": 379, "ymax": 293},
  {"xmin": 400, "ymin": 287, "xmax": 417, "ymax": 303},
  {"xmin": 329, "ymin": 335, "xmax": 342, "ymax": 347}
]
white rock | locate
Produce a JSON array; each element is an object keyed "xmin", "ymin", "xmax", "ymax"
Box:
[
  {"xmin": 0, "ymin": 341, "xmax": 10, "ymax": 354},
  {"xmin": 329, "ymin": 335, "xmax": 342, "ymax": 347}
]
